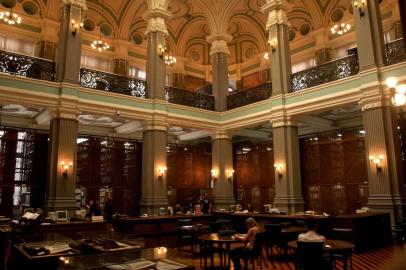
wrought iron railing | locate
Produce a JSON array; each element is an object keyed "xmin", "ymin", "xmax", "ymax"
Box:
[
  {"xmin": 80, "ymin": 68, "xmax": 147, "ymax": 98},
  {"xmin": 385, "ymin": 38, "xmax": 406, "ymax": 66},
  {"xmin": 0, "ymin": 50, "xmax": 55, "ymax": 81},
  {"xmin": 227, "ymin": 81, "xmax": 272, "ymax": 110},
  {"xmin": 291, "ymin": 54, "xmax": 359, "ymax": 92},
  {"xmin": 165, "ymin": 87, "xmax": 215, "ymax": 111}
]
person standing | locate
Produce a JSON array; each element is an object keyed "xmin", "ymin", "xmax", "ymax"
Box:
[
  {"xmin": 199, "ymin": 192, "xmax": 212, "ymax": 214},
  {"xmin": 103, "ymin": 196, "xmax": 114, "ymax": 231}
]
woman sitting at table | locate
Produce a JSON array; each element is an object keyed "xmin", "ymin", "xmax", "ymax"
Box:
[
  {"xmin": 230, "ymin": 217, "xmax": 261, "ymax": 270},
  {"xmin": 298, "ymin": 217, "xmax": 325, "ymax": 242}
]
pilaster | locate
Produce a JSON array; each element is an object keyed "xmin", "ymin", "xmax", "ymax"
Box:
[
  {"xmin": 139, "ymin": 120, "xmax": 169, "ymax": 215},
  {"xmin": 262, "ymin": 0, "xmax": 293, "ymax": 94},
  {"xmin": 353, "ymin": 0, "xmax": 386, "ymax": 70},
  {"xmin": 208, "ymin": 35, "xmax": 232, "ymax": 111},
  {"xmin": 211, "ymin": 131, "xmax": 235, "ymax": 209},
  {"xmin": 360, "ymin": 87, "xmax": 405, "ymax": 223},
  {"xmin": 45, "ymin": 110, "xmax": 80, "ymax": 213},
  {"xmin": 271, "ymin": 116, "xmax": 304, "ymax": 213}
]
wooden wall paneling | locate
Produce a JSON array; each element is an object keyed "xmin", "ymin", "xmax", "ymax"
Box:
[
  {"xmin": 0, "ymin": 129, "xmax": 17, "ymax": 217},
  {"xmin": 241, "ymin": 72, "xmax": 262, "ymax": 90},
  {"xmin": 184, "ymin": 75, "xmax": 207, "ymax": 91},
  {"xmin": 29, "ymin": 133, "xmax": 49, "ymax": 208},
  {"xmin": 192, "ymin": 144, "xmax": 211, "ymax": 189},
  {"xmin": 87, "ymin": 137, "xmax": 102, "ymax": 201}
]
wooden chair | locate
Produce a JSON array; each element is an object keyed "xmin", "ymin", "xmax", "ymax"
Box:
[
  {"xmin": 243, "ymin": 232, "xmax": 265, "ymax": 270},
  {"xmin": 296, "ymin": 241, "xmax": 333, "ymax": 270},
  {"xmin": 265, "ymin": 224, "xmax": 287, "ymax": 258}
]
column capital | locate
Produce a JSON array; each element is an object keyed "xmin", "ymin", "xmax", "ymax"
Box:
[
  {"xmin": 61, "ymin": 0, "xmax": 87, "ymax": 10},
  {"xmin": 359, "ymin": 86, "xmax": 392, "ymax": 111},
  {"xmin": 271, "ymin": 116, "xmax": 297, "ymax": 128},
  {"xmin": 50, "ymin": 108, "xmax": 80, "ymax": 121},
  {"xmin": 143, "ymin": 120, "xmax": 169, "ymax": 132},
  {"xmin": 207, "ymin": 34, "xmax": 233, "ymax": 56},
  {"xmin": 261, "ymin": 0, "xmax": 293, "ymax": 29},
  {"xmin": 143, "ymin": 0, "xmax": 172, "ymax": 35},
  {"xmin": 211, "ymin": 130, "xmax": 232, "ymax": 140}
]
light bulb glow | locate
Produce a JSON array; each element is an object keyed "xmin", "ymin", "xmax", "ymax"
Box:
[
  {"xmin": 91, "ymin": 40, "xmax": 110, "ymax": 52},
  {"xmin": 392, "ymin": 92, "xmax": 406, "ymax": 107},
  {"xmin": 386, "ymin": 77, "xmax": 398, "ymax": 88}
]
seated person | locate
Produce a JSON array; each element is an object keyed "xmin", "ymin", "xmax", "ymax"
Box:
[
  {"xmin": 174, "ymin": 203, "xmax": 183, "ymax": 214},
  {"xmin": 298, "ymin": 217, "xmax": 325, "ymax": 242},
  {"xmin": 230, "ymin": 217, "xmax": 261, "ymax": 270}
]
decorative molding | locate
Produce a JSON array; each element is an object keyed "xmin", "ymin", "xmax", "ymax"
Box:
[
  {"xmin": 145, "ymin": 17, "xmax": 169, "ymax": 35},
  {"xmin": 61, "ymin": 0, "xmax": 87, "ymax": 10},
  {"xmin": 261, "ymin": 0, "xmax": 292, "ymax": 29},
  {"xmin": 209, "ymin": 40, "xmax": 230, "ymax": 56},
  {"xmin": 212, "ymin": 130, "xmax": 231, "ymax": 140},
  {"xmin": 143, "ymin": 120, "xmax": 169, "ymax": 132}
]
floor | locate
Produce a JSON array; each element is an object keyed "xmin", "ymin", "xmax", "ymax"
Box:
[{"xmin": 173, "ymin": 243, "xmax": 406, "ymax": 270}]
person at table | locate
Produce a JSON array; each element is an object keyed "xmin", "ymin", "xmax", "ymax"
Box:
[
  {"xmin": 184, "ymin": 196, "xmax": 195, "ymax": 213},
  {"xmin": 298, "ymin": 217, "xmax": 325, "ymax": 242},
  {"xmin": 86, "ymin": 199, "xmax": 101, "ymax": 217},
  {"xmin": 230, "ymin": 217, "xmax": 261, "ymax": 270},
  {"xmin": 199, "ymin": 192, "xmax": 212, "ymax": 214},
  {"xmin": 247, "ymin": 203, "xmax": 254, "ymax": 212},
  {"xmin": 103, "ymin": 196, "xmax": 114, "ymax": 230},
  {"xmin": 174, "ymin": 203, "xmax": 183, "ymax": 214}
]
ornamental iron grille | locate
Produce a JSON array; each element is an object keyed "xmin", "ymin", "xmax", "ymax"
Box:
[
  {"xmin": 291, "ymin": 54, "xmax": 359, "ymax": 92},
  {"xmin": 80, "ymin": 68, "xmax": 147, "ymax": 98},
  {"xmin": 165, "ymin": 87, "xmax": 215, "ymax": 111},
  {"xmin": 0, "ymin": 50, "xmax": 55, "ymax": 81},
  {"xmin": 227, "ymin": 81, "xmax": 273, "ymax": 110},
  {"xmin": 385, "ymin": 38, "xmax": 406, "ymax": 66}
]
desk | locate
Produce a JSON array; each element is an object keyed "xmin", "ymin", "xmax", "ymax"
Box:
[
  {"xmin": 288, "ymin": 239, "xmax": 354, "ymax": 270},
  {"xmin": 198, "ymin": 233, "xmax": 239, "ymax": 269}
]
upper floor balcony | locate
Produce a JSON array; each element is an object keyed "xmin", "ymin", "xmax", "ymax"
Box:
[{"xmin": 0, "ymin": 39, "xmax": 405, "ymax": 111}]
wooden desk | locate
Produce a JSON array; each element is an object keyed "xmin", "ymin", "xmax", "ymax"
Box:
[
  {"xmin": 198, "ymin": 233, "xmax": 239, "ymax": 269},
  {"xmin": 330, "ymin": 212, "xmax": 392, "ymax": 251},
  {"xmin": 115, "ymin": 214, "xmax": 214, "ymax": 248}
]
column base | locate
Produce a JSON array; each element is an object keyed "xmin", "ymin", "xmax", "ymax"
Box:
[
  {"xmin": 44, "ymin": 197, "xmax": 77, "ymax": 215},
  {"xmin": 368, "ymin": 195, "xmax": 405, "ymax": 224},
  {"xmin": 273, "ymin": 196, "xmax": 305, "ymax": 214},
  {"xmin": 139, "ymin": 196, "xmax": 169, "ymax": 216},
  {"xmin": 213, "ymin": 195, "xmax": 235, "ymax": 211}
]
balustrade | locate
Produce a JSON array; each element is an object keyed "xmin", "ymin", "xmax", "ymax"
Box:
[
  {"xmin": 385, "ymin": 38, "xmax": 406, "ymax": 66},
  {"xmin": 80, "ymin": 68, "xmax": 147, "ymax": 98},
  {"xmin": 0, "ymin": 50, "xmax": 55, "ymax": 81},
  {"xmin": 165, "ymin": 87, "xmax": 215, "ymax": 111},
  {"xmin": 227, "ymin": 81, "xmax": 272, "ymax": 110},
  {"xmin": 291, "ymin": 54, "xmax": 359, "ymax": 92}
]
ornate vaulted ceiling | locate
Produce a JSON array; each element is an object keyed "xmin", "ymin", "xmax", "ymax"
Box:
[{"xmin": 0, "ymin": 0, "xmax": 394, "ymax": 65}]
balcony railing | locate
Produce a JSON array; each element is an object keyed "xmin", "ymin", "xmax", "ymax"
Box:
[
  {"xmin": 196, "ymin": 84, "xmax": 213, "ymax": 95},
  {"xmin": 291, "ymin": 54, "xmax": 359, "ymax": 92},
  {"xmin": 385, "ymin": 38, "xmax": 406, "ymax": 66},
  {"xmin": 80, "ymin": 68, "xmax": 147, "ymax": 98},
  {"xmin": 227, "ymin": 81, "xmax": 272, "ymax": 110},
  {"xmin": 165, "ymin": 87, "xmax": 215, "ymax": 111},
  {"xmin": 0, "ymin": 50, "xmax": 55, "ymax": 81}
]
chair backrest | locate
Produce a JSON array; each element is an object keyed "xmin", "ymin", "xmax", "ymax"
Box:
[
  {"xmin": 296, "ymin": 241, "xmax": 325, "ymax": 269},
  {"xmin": 265, "ymin": 223, "xmax": 282, "ymax": 241},
  {"xmin": 252, "ymin": 232, "xmax": 266, "ymax": 257}
]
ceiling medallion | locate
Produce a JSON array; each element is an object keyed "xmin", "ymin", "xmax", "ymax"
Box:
[{"xmin": 0, "ymin": 8, "xmax": 22, "ymax": 25}]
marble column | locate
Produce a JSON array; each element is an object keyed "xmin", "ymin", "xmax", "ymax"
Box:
[
  {"xmin": 139, "ymin": 121, "xmax": 169, "ymax": 215},
  {"xmin": 353, "ymin": 0, "xmax": 386, "ymax": 69},
  {"xmin": 211, "ymin": 131, "xmax": 235, "ymax": 209},
  {"xmin": 360, "ymin": 91, "xmax": 405, "ymax": 224},
  {"xmin": 45, "ymin": 112, "xmax": 79, "ymax": 213},
  {"xmin": 56, "ymin": 0, "xmax": 87, "ymax": 83},
  {"xmin": 262, "ymin": 0, "xmax": 293, "ymax": 94},
  {"xmin": 208, "ymin": 36, "xmax": 231, "ymax": 111},
  {"xmin": 271, "ymin": 117, "xmax": 304, "ymax": 213},
  {"xmin": 113, "ymin": 58, "xmax": 128, "ymax": 76}
]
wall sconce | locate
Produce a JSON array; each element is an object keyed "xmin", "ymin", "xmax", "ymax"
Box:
[
  {"xmin": 158, "ymin": 166, "xmax": 167, "ymax": 180},
  {"xmin": 369, "ymin": 155, "xmax": 384, "ymax": 172},
  {"xmin": 353, "ymin": 0, "xmax": 366, "ymax": 17},
  {"xmin": 158, "ymin": 44, "xmax": 166, "ymax": 59},
  {"xmin": 70, "ymin": 19, "xmax": 83, "ymax": 36},
  {"xmin": 211, "ymin": 169, "xmax": 218, "ymax": 181},
  {"xmin": 269, "ymin": 39, "xmax": 277, "ymax": 53},
  {"xmin": 386, "ymin": 77, "xmax": 406, "ymax": 107},
  {"xmin": 226, "ymin": 169, "xmax": 235, "ymax": 181},
  {"xmin": 60, "ymin": 161, "xmax": 73, "ymax": 177},
  {"xmin": 274, "ymin": 163, "xmax": 283, "ymax": 178}
]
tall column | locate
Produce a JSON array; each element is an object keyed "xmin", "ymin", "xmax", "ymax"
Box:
[
  {"xmin": 56, "ymin": 0, "xmax": 87, "ymax": 83},
  {"xmin": 272, "ymin": 117, "xmax": 304, "ymax": 213},
  {"xmin": 353, "ymin": 0, "xmax": 386, "ymax": 69},
  {"xmin": 139, "ymin": 121, "xmax": 169, "ymax": 215},
  {"xmin": 144, "ymin": 1, "xmax": 171, "ymax": 99},
  {"xmin": 211, "ymin": 131, "xmax": 235, "ymax": 209},
  {"xmin": 262, "ymin": 0, "xmax": 293, "ymax": 94},
  {"xmin": 360, "ymin": 89, "xmax": 405, "ymax": 224},
  {"xmin": 45, "ymin": 111, "xmax": 79, "ymax": 213},
  {"xmin": 208, "ymin": 35, "xmax": 232, "ymax": 111}
]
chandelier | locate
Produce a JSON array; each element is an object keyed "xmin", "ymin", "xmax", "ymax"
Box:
[
  {"xmin": 0, "ymin": 9, "xmax": 22, "ymax": 25},
  {"xmin": 386, "ymin": 77, "xmax": 406, "ymax": 107},
  {"xmin": 331, "ymin": 23, "xmax": 351, "ymax": 35},
  {"xmin": 164, "ymin": 55, "xmax": 176, "ymax": 66},
  {"xmin": 92, "ymin": 0, "xmax": 109, "ymax": 52}
]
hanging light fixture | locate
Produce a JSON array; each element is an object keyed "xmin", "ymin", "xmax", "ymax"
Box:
[
  {"xmin": 92, "ymin": 0, "xmax": 109, "ymax": 52},
  {"xmin": 386, "ymin": 77, "xmax": 406, "ymax": 107},
  {"xmin": 0, "ymin": 8, "xmax": 22, "ymax": 25},
  {"xmin": 164, "ymin": 54, "xmax": 176, "ymax": 66},
  {"xmin": 331, "ymin": 23, "xmax": 351, "ymax": 35}
]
